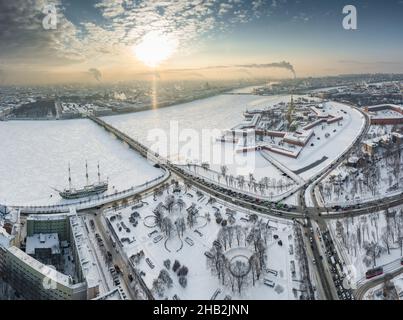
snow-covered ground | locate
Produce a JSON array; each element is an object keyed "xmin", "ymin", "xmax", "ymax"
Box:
[
  {"xmin": 103, "ymin": 95, "xmax": 363, "ymax": 183},
  {"xmin": 363, "ymin": 272, "xmax": 403, "ymax": 300},
  {"xmin": 103, "ymin": 94, "xmax": 293, "ymax": 169},
  {"xmin": 177, "ymin": 154, "xmax": 296, "ymax": 200},
  {"xmin": 268, "ymin": 101, "xmax": 365, "ymax": 179},
  {"xmin": 319, "ymin": 156, "xmax": 403, "ymax": 206},
  {"xmin": 319, "ymin": 124, "xmax": 402, "ymax": 206},
  {"xmin": 104, "ymin": 183, "xmax": 307, "ymax": 300},
  {"xmin": 328, "ymin": 205, "xmax": 403, "ymax": 285},
  {"xmin": 0, "ymin": 120, "xmax": 163, "ymax": 206}
]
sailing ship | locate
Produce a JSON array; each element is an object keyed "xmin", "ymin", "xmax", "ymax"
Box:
[{"xmin": 57, "ymin": 161, "xmax": 108, "ymax": 199}]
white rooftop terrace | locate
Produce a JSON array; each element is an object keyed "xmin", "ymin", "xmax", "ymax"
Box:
[
  {"xmin": 7, "ymin": 246, "xmax": 72, "ymax": 286},
  {"xmin": 26, "ymin": 233, "xmax": 60, "ymax": 256},
  {"xmin": 69, "ymin": 214, "xmax": 103, "ymax": 291}
]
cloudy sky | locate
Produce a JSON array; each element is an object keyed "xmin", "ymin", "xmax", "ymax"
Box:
[{"xmin": 1, "ymin": 0, "xmax": 403, "ymax": 84}]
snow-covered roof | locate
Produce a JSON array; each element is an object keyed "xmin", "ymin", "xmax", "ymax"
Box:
[
  {"xmin": 69, "ymin": 215, "xmax": 101, "ymax": 290},
  {"xmin": 26, "ymin": 233, "xmax": 61, "ymax": 255},
  {"xmin": 284, "ymin": 129, "xmax": 313, "ymax": 145},
  {"xmin": 27, "ymin": 212, "xmax": 71, "ymax": 222},
  {"xmin": 0, "ymin": 226, "xmax": 13, "ymax": 249},
  {"xmin": 7, "ymin": 246, "xmax": 72, "ymax": 286},
  {"xmin": 364, "ymin": 133, "xmax": 393, "ymax": 146},
  {"xmin": 392, "ymin": 132, "xmax": 403, "ymax": 139},
  {"xmin": 94, "ymin": 287, "xmax": 125, "ymax": 300},
  {"xmin": 347, "ymin": 156, "xmax": 359, "ymax": 164}
]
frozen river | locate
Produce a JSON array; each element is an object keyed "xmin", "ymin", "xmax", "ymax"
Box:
[
  {"xmin": 0, "ymin": 92, "xmax": 290, "ymax": 207},
  {"xmin": 104, "ymin": 94, "xmax": 291, "ymax": 148},
  {"xmin": 103, "ymin": 92, "xmax": 364, "ymax": 180},
  {"xmin": 104, "ymin": 93, "xmax": 293, "ymax": 178},
  {"xmin": 0, "ymin": 119, "xmax": 163, "ymax": 206},
  {"xmin": 0, "ymin": 89, "xmax": 363, "ymax": 206}
]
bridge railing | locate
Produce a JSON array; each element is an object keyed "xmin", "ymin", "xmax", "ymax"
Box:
[{"xmin": 10, "ymin": 169, "xmax": 170, "ymax": 214}]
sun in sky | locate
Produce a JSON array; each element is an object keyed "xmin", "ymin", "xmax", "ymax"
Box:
[{"xmin": 133, "ymin": 31, "xmax": 178, "ymax": 68}]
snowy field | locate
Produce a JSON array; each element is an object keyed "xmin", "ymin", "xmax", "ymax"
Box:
[
  {"xmin": 328, "ymin": 205, "xmax": 403, "ymax": 285},
  {"xmin": 104, "ymin": 183, "xmax": 308, "ymax": 300},
  {"xmin": 0, "ymin": 120, "xmax": 163, "ymax": 206},
  {"xmin": 268, "ymin": 101, "xmax": 365, "ymax": 179}
]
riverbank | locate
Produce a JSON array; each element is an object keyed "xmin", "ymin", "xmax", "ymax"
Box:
[{"xmin": 3, "ymin": 83, "xmax": 266, "ymax": 122}]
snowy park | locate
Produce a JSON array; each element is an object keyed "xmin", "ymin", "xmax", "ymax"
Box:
[
  {"xmin": 319, "ymin": 124, "xmax": 403, "ymax": 206},
  {"xmin": 328, "ymin": 204, "xmax": 403, "ymax": 285}
]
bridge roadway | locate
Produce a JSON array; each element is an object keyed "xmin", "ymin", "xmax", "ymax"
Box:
[
  {"xmin": 87, "ymin": 115, "xmax": 307, "ymax": 218},
  {"xmin": 11, "ymin": 169, "xmax": 170, "ymax": 214}
]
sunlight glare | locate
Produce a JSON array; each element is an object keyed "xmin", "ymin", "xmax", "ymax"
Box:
[{"xmin": 133, "ymin": 31, "xmax": 178, "ymax": 68}]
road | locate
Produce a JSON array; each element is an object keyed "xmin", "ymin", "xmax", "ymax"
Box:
[
  {"xmin": 12, "ymin": 102, "xmax": 399, "ymax": 301},
  {"xmin": 354, "ymin": 266, "xmax": 403, "ymax": 300},
  {"xmin": 89, "ymin": 210, "xmax": 154, "ymax": 300},
  {"xmin": 292, "ymin": 102, "xmax": 370, "ymax": 301},
  {"xmin": 86, "ymin": 107, "xmax": 401, "ymax": 301}
]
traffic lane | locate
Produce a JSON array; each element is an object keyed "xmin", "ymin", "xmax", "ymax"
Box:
[
  {"xmin": 91, "ymin": 211, "xmax": 135, "ymax": 300},
  {"xmin": 304, "ymin": 219, "xmax": 335, "ymax": 300},
  {"xmin": 322, "ymin": 197, "xmax": 403, "ymax": 219},
  {"xmin": 355, "ymin": 267, "xmax": 403, "ymax": 300},
  {"xmin": 170, "ymin": 169, "xmax": 306, "ymax": 219}
]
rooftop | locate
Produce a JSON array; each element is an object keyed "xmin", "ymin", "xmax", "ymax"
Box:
[
  {"xmin": 69, "ymin": 215, "xmax": 102, "ymax": 291},
  {"xmin": 26, "ymin": 233, "xmax": 61, "ymax": 256},
  {"xmin": 7, "ymin": 246, "xmax": 72, "ymax": 286}
]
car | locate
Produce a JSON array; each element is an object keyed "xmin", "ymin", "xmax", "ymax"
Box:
[
  {"xmin": 114, "ymin": 265, "xmax": 121, "ymax": 274},
  {"xmin": 263, "ymin": 279, "xmax": 275, "ymax": 288},
  {"xmin": 153, "ymin": 235, "xmax": 163, "ymax": 243},
  {"xmin": 146, "ymin": 258, "xmax": 155, "ymax": 269},
  {"xmin": 365, "ymin": 267, "xmax": 383, "ymax": 279}
]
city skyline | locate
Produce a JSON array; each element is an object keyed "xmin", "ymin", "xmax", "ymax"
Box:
[{"xmin": 1, "ymin": 0, "xmax": 403, "ymax": 85}]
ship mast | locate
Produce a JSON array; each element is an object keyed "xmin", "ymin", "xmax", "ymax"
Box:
[
  {"xmin": 68, "ymin": 162, "xmax": 72, "ymax": 190},
  {"xmin": 97, "ymin": 161, "xmax": 101, "ymax": 184},
  {"xmin": 85, "ymin": 160, "xmax": 89, "ymax": 186}
]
